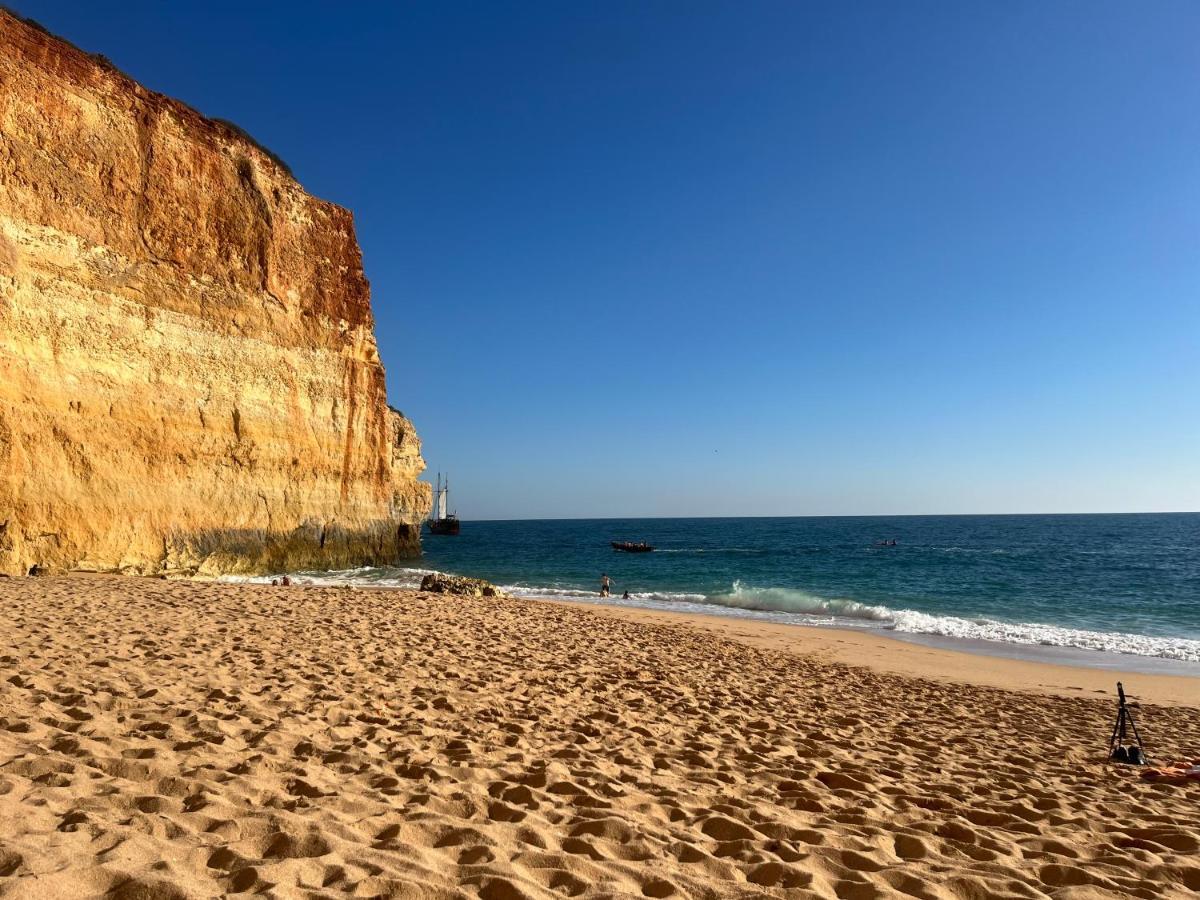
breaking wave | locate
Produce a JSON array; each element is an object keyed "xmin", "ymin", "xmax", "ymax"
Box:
[
  {"xmin": 691, "ymin": 581, "xmax": 1200, "ymax": 661},
  {"xmin": 223, "ymin": 567, "xmax": 1200, "ymax": 664},
  {"xmin": 704, "ymin": 580, "xmax": 891, "ymax": 620},
  {"xmin": 886, "ymin": 610, "xmax": 1200, "ymax": 661}
]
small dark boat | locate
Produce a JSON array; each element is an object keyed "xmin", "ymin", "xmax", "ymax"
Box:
[
  {"xmin": 426, "ymin": 473, "xmax": 461, "ymax": 536},
  {"xmin": 611, "ymin": 541, "xmax": 654, "ymax": 553}
]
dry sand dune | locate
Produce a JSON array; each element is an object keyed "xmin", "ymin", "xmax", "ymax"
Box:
[{"xmin": 0, "ymin": 576, "xmax": 1198, "ymax": 899}]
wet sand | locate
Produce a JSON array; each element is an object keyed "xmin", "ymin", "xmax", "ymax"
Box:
[{"xmin": 1, "ymin": 575, "xmax": 1198, "ymax": 899}]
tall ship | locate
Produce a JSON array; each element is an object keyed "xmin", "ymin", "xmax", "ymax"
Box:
[{"xmin": 426, "ymin": 473, "xmax": 460, "ymax": 535}]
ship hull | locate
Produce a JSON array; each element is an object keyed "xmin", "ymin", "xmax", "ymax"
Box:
[{"xmin": 428, "ymin": 518, "xmax": 461, "ymax": 536}]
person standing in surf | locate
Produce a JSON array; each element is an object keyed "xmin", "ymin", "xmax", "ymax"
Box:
[{"xmin": 600, "ymin": 574, "xmax": 611, "ymax": 598}]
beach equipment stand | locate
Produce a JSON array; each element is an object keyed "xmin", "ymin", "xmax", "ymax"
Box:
[{"xmin": 1108, "ymin": 682, "xmax": 1146, "ymax": 765}]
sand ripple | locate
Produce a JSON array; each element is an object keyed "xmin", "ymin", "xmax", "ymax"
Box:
[{"xmin": 0, "ymin": 576, "xmax": 1197, "ymax": 898}]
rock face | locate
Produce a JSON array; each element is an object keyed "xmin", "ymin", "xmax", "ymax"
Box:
[
  {"xmin": 0, "ymin": 11, "xmax": 431, "ymax": 576},
  {"xmin": 419, "ymin": 573, "xmax": 507, "ymax": 599}
]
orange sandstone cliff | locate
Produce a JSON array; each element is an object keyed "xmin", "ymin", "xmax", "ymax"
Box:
[{"xmin": 0, "ymin": 10, "xmax": 431, "ymax": 576}]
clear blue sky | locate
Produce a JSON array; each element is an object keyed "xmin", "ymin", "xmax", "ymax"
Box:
[{"xmin": 17, "ymin": 1, "xmax": 1200, "ymax": 518}]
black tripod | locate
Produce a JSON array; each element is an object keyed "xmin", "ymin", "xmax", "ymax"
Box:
[{"xmin": 1108, "ymin": 681, "xmax": 1146, "ymax": 765}]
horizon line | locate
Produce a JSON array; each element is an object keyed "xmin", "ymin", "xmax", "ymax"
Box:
[{"xmin": 445, "ymin": 510, "xmax": 1200, "ymax": 524}]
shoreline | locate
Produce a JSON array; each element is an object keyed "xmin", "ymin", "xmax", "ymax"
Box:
[
  {"xmin": 231, "ymin": 564, "xmax": 1200, "ymax": 684},
  {"xmin": 531, "ymin": 594, "xmax": 1200, "ymax": 707}
]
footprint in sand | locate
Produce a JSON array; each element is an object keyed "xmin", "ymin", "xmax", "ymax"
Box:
[{"xmin": 457, "ymin": 845, "xmax": 495, "ymax": 865}]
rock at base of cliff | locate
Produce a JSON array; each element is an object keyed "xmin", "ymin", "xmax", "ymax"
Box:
[{"xmin": 420, "ymin": 573, "xmax": 506, "ymax": 599}]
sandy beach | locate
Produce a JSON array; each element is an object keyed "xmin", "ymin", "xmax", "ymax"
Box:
[{"xmin": 1, "ymin": 576, "xmax": 1198, "ymax": 899}]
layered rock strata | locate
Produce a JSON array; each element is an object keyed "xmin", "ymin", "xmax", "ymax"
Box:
[{"xmin": 0, "ymin": 10, "xmax": 430, "ymax": 575}]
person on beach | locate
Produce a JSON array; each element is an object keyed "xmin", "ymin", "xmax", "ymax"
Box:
[
  {"xmin": 622, "ymin": 590, "xmax": 631, "ymax": 600},
  {"xmin": 600, "ymin": 574, "xmax": 610, "ymax": 598}
]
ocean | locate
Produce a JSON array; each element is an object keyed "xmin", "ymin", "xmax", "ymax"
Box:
[{"xmin": 262, "ymin": 514, "xmax": 1200, "ymax": 669}]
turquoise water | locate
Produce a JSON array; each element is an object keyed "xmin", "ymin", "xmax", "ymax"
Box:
[{"xmin": 268, "ymin": 514, "xmax": 1200, "ymax": 664}]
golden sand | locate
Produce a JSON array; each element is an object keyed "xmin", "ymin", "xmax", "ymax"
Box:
[{"xmin": 1, "ymin": 576, "xmax": 1198, "ymax": 899}]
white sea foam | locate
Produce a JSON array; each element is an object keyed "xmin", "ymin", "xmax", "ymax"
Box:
[
  {"xmin": 224, "ymin": 565, "xmax": 440, "ymax": 590},
  {"xmin": 224, "ymin": 566, "xmax": 1200, "ymax": 664},
  {"xmin": 887, "ymin": 609, "xmax": 1200, "ymax": 662},
  {"xmin": 502, "ymin": 585, "xmax": 709, "ymax": 604},
  {"xmin": 695, "ymin": 581, "xmax": 1200, "ymax": 661}
]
